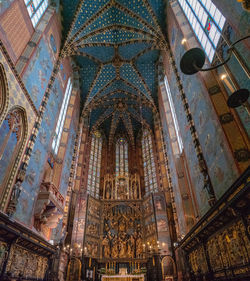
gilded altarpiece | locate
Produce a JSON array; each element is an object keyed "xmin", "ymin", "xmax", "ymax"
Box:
[
  {"xmin": 84, "ymin": 196, "xmax": 101, "ymax": 258},
  {"xmin": 188, "ymin": 217, "xmax": 250, "ymax": 278},
  {"xmin": 143, "ymin": 196, "xmax": 157, "ymax": 250},
  {"xmin": 101, "ymin": 202, "xmax": 144, "ymax": 260},
  {"xmin": 83, "ymin": 194, "xmax": 158, "ymax": 262}
]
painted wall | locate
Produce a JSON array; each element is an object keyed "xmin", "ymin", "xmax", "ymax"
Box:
[
  {"xmin": 0, "ymin": 46, "xmax": 37, "ymax": 209},
  {"xmin": 22, "ymin": 37, "xmax": 54, "ymax": 109},
  {"xmin": 165, "ymin": 4, "xmax": 239, "ymax": 215},
  {"xmin": 158, "ymin": 92, "xmax": 187, "ymax": 236},
  {"xmin": 14, "ymin": 75, "xmax": 64, "ymax": 225}
]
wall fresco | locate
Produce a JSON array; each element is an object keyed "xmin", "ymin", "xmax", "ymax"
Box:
[
  {"xmin": 158, "ymin": 97, "xmax": 187, "ymax": 236},
  {"xmin": 166, "ymin": 14, "xmax": 238, "ymax": 214},
  {"xmin": 14, "ymin": 77, "xmax": 64, "ymax": 225},
  {"xmin": 22, "ymin": 37, "xmax": 53, "ymax": 109},
  {"xmin": 60, "ymin": 110, "xmax": 78, "ymax": 198},
  {"xmin": 0, "ymin": 49, "xmax": 36, "ymax": 135},
  {"xmin": 0, "ymin": 119, "xmax": 18, "ymax": 185}
]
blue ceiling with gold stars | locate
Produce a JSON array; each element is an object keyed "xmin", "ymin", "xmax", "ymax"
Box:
[{"xmin": 60, "ymin": 0, "xmax": 167, "ymax": 144}]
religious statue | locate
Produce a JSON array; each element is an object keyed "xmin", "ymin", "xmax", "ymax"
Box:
[
  {"xmin": 119, "ymin": 238, "xmax": 126, "ymax": 258},
  {"xmin": 102, "ymin": 237, "xmax": 110, "ymax": 258},
  {"xmin": 117, "ymin": 178, "xmax": 127, "ymax": 199},
  {"xmin": 127, "ymin": 236, "xmax": 134, "ymax": 258},
  {"xmin": 133, "ymin": 182, "xmax": 137, "ymax": 199},
  {"xmin": 111, "ymin": 238, "xmax": 119, "ymax": 259},
  {"xmin": 136, "ymin": 236, "xmax": 143, "ymax": 258},
  {"xmin": 6, "ymin": 180, "xmax": 22, "ymax": 216},
  {"xmin": 106, "ymin": 182, "xmax": 111, "ymax": 199}
]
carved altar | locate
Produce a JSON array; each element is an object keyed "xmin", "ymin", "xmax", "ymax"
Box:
[
  {"xmin": 102, "ymin": 202, "xmax": 144, "ymax": 259},
  {"xmin": 103, "ymin": 173, "xmax": 141, "ymax": 200},
  {"xmin": 83, "ymin": 173, "xmax": 158, "ymax": 264}
]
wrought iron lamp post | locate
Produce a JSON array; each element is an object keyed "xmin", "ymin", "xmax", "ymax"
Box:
[{"xmin": 180, "ymin": 35, "xmax": 250, "ymax": 109}]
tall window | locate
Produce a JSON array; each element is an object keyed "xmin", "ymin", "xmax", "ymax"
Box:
[
  {"xmin": 178, "ymin": 0, "xmax": 226, "ymax": 62},
  {"xmin": 116, "ymin": 137, "xmax": 128, "ymax": 176},
  {"xmin": 142, "ymin": 130, "xmax": 157, "ymax": 195},
  {"xmin": 24, "ymin": 0, "xmax": 49, "ymax": 27},
  {"xmin": 164, "ymin": 76, "xmax": 183, "ymax": 153},
  {"xmin": 52, "ymin": 78, "xmax": 72, "ymax": 155},
  {"xmin": 87, "ymin": 131, "xmax": 102, "ymax": 198}
]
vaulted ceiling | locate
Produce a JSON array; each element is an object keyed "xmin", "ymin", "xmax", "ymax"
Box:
[{"xmin": 60, "ymin": 0, "xmax": 167, "ymax": 144}]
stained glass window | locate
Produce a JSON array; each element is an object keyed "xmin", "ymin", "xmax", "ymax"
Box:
[
  {"xmin": 177, "ymin": 0, "xmax": 226, "ymax": 62},
  {"xmin": 116, "ymin": 137, "xmax": 128, "ymax": 176},
  {"xmin": 52, "ymin": 78, "xmax": 72, "ymax": 155},
  {"xmin": 87, "ymin": 131, "xmax": 102, "ymax": 198},
  {"xmin": 164, "ymin": 76, "xmax": 183, "ymax": 153},
  {"xmin": 142, "ymin": 130, "xmax": 158, "ymax": 195},
  {"xmin": 24, "ymin": 0, "xmax": 48, "ymax": 27}
]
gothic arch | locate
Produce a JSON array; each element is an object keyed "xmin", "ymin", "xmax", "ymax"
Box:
[
  {"xmin": 0, "ymin": 106, "xmax": 28, "ymax": 210},
  {"xmin": 0, "ymin": 63, "xmax": 9, "ymax": 126},
  {"xmin": 161, "ymin": 255, "xmax": 177, "ymax": 280}
]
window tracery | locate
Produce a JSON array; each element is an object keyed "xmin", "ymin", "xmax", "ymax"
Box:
[
  {"xmin": 115, "ymin": 137, "xmax": 128, "ymax": 176},
  {"xmin": 24, "ymin": 0, "xmax": 48, "ymax": 27},
  {"xmin": 52, "ymin": 78, "xmax": 72, "ymax": 155},
  {"xmin": 142, "ymin": 129, "xmax": 157, "ymax": 195},
  {"xmin": 178, "ymin": 0, "xmax": 226, "ymax": 62},
  {"xmin": 87, "ymin": 131, "xmax": 102, "ymax": 198}
]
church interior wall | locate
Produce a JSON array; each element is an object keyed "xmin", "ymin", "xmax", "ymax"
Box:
[
  {"xmin": 165, "ymin": 1, "xmax": 243, "ymax": 214},
  {"xmin": 158, "ymin": 87, "xmax": 195, "ymax": 236},
  {"xmin": 0, "ymin": 1, "xmax": 249, "ymax": 280},
  {"xmin": 0, "ymin": 44, "xmax": 37, "ymax": 211}
]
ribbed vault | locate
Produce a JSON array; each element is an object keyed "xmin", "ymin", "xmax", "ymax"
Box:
[{"xmin": 60, "ymin": 0, "xmax": 168, "ymax": 141}]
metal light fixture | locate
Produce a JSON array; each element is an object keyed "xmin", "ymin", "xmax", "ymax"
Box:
[{"xmin": 180, "ymin": 35, "xmax": 250, "ymax": 109}]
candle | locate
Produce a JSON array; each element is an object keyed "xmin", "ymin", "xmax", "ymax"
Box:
[{"xmin": 221, "ymin": 74, "xmax": 235, "ymax": 93}]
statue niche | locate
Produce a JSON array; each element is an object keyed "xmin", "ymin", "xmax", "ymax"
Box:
[{"xmin": 103, "ymin": 173, "xmax": 141, "ymax": 200}]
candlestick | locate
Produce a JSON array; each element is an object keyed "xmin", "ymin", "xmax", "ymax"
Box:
[{"xmin": 221, "ymin": 74, "xmax": 235, "ymax": 93}]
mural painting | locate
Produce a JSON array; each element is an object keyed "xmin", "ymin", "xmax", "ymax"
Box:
[
  {"xmin": 14, "ymin": 77, "xmax": 64, "ymax": 225},
  {"xmin": 22, "ymin": 37, "xmax": 53, "ymax": 109},
  {"xmin": 167, "ymin": 18, "xmax": 238, "ymax": 213}
]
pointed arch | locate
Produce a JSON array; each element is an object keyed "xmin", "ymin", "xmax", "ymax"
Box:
[
  {"xmin": 0, "ymin": 63, "xmax": 9, "ymax": 126},
  {"xmin": 87, "ymin": 130, "xmax": 103, "ymax": 199},
  {"xmin": 141, "ymin": 128, "xmax": 157, "ymax": 195},
  {"xmin": 0, "ymin": 106, "xmax": 28, "ymax": 210},
  {"xmin": 115, "ymin": 136, "xmax": 129, "ymax": 176}
]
